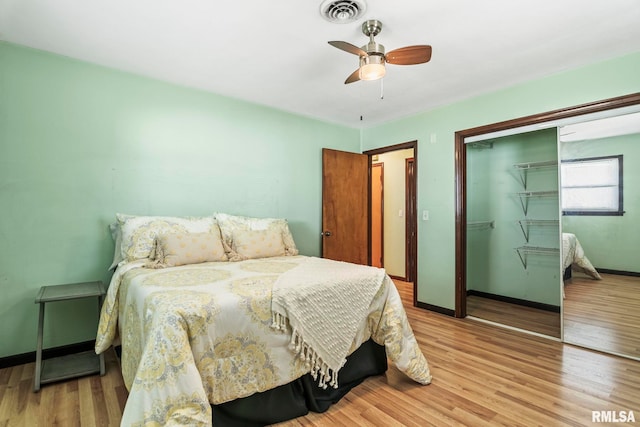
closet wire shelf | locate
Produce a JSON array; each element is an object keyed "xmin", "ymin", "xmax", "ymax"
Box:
[
  {"xmin": 517, "ymin": 219, "xmax": 559, "ymax": 242},
  {"xmin": 515, "ymin": 191, "xmax": 558, "ymax": 216},
  {"xmin": 513, "ymin": 160, "xmax": 558, "ymax": 189},
  {"xmin": 515, "ymin": 246, "xmax": 559, "ymax": 270},
  {"xmin": 467, "ymin": 221, "xmax": 495, "ymax": 230}
]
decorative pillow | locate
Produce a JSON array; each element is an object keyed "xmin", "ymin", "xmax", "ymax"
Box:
[
  {"xmin": 215, "ymin": 213, "xmax": 299, "ymax": 261},
  {"xmin": 232, "ymin": 228, "xmax": 286, "ymax": 260},
  {"xmin": 149, "ymin": 231, "xmax": 227, "ymax": 267},
  {"xmin": 116, "ymin": 214, "xmax": 219, "ymax": 262}
]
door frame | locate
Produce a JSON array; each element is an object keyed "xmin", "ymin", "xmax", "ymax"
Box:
[
  {"xmin": 405, "ymin": 157, "xmax": 416, "ymax": 284},
  {"xmin": 454, "ymin": 92, "xmax": 640, "ymax": 318},
  {"xmin": 364, "ymin": 141, "xmax": 418, "ymax": 306}
]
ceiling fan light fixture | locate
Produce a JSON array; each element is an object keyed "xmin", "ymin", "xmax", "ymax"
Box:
[
  {"xmin": 328, "ymin": 18, "xmax": 432, "ymax": 84},
  {"xmin": 359, "ymin": 55, "xmax": 386, "ymax": 81}
]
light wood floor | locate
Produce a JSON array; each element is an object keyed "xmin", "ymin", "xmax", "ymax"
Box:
[
  {"xmin": 464, "ymin": 272, "xmax": 640, "ymax": 358},
  {"xmin": 564, "ymin": 272, "xmax": 640, "ymax": 359},
  {"xmin": 466, "ymin": 295, "xmax": 561, "ymax": 338},
  {"xmin": 2, "ymin": 280, "xmax": 639, "ymax": 426}
]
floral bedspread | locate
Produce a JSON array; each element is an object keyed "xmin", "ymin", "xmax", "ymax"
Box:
[{"xmin": 95, "ymin": 255, "xmax": 431, "ymax": 426}]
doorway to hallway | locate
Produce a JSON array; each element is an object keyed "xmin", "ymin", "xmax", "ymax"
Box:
[{"xmin": 365, "ymin": 141, "xmax": 417, "ymax": 304}]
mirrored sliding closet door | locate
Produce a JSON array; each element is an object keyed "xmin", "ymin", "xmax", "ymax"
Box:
[
  {"xmin": 560, "ymin": 108, "xmax": 640, "ymax": 360},
  {"xmin": 457, "ymin": 93, "xmax": 640, "ymax": 361}
]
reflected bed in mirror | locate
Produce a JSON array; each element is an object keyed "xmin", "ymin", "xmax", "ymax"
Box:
[{"xmin": 561, "ymin": 232, "xmax": 601, "ymax": 281}]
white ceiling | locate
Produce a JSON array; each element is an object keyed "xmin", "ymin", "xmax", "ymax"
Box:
[
  {"xmin": 1, "ymin": 0, "xmax": 640, "ymax": 128},
  {"xmin": 560, "ymin": 111, "xmax": 640, "ymax": 142}
]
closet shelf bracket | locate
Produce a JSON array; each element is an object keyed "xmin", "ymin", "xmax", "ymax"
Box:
[
  {"xmin": 517, "ymin": 219, "xmax": 559, "ymax": 242},
  {"xmin": 515, "ymin": 246, "xmax": 560, "ymax": 270},
  {"xmin": 516, "ymin": 191, "xmax": 559, "ymax": 216}
]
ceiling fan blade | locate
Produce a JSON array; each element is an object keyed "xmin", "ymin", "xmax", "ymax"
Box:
[
  {"xmin": 345, "ymin": 69, "xmax": 361, "ymax": 84},
  {"xmin": 329, "ymin": 41, "xmax": 368, "ymax": 57},
  {"xmin": 386, "ymin": 45, "xmax": 432, "ymax": 65}
]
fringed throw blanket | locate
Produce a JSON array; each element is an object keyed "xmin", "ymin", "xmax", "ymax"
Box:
[{"xmin": 271, "ymin": 257, "xmax": 386, "ymax": 388}]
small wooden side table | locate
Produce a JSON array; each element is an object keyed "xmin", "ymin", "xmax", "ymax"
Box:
[{"xmin": 34, "ymin": 281, "xmax": 106, "ymax": 392}]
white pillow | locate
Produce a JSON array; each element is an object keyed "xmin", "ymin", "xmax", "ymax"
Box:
[
  {"xmin": 108, "ymin": 221, "xmax": 124, "ymax": 270},
  {"xmin": 116, "ymin": 214, "xmax": 219, "ymax": 263}
]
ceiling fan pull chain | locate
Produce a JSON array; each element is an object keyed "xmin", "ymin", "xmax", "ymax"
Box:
[{"xmin": 380, "ymin": 78, "xmax": 384, "ymax": 100}]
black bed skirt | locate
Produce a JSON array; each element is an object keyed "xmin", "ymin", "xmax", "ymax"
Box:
[{"xmin": 212, "ymin": 339, "xmax": 388, "ymax": 427}]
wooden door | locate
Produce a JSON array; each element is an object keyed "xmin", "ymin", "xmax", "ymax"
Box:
[
  {"xmin": 371, "ymin": 163, "xmax": 384, "ymax": 268},
  {"xmin": 322, "ymin": 148, "xmax": 369, "ymax": 265}
]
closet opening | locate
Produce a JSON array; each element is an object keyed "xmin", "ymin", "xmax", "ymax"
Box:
[{"xmin": 454, "ymin": 93, "xmax": 640, "ymax": 343}]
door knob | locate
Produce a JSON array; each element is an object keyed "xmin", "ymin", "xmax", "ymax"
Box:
[{"xmin": 322, "ymin": 231, "xmax": 332, "ymax": 237}]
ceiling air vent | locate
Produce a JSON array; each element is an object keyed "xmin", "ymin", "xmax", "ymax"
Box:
[{"xmin": 320, "ymin": 0, "xmax": 366, "ymax": 24}]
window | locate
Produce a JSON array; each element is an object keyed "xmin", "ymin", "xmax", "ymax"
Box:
[{"xmin": 561, "ymin": 155, "xmax": 623, "ymax": 215}]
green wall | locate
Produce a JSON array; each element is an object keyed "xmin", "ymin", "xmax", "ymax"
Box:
[
  {"xmin": 361, "ymin": 51, "xmax": 640, "ymax": 310},
  {"xmin": 2, "ymin": 40, "xmax": 639, "ymax": 359},
  {"xmin": 561, "ymin": 133, "xmax": 640, "ymax": 273},
  {"xmin": 467, "ymin": 129, "xmax": 560, "ymax": 306},
  {"xmin": 0, "ymin": 42, "xmax": 360, "ymax": 358}
]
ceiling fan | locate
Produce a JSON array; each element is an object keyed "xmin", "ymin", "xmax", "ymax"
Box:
[{"xmin": 329, "ymin": 19, "xmax": 432, "ymax": 84}]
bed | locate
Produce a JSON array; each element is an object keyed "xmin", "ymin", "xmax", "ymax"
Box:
[
  {"xmin": 562, "ymin": 232, "xmax": 601, "ymax": 280},
  {"xmin": 95, "ymin": 213, "xmax": 432, "ymax": 426}
]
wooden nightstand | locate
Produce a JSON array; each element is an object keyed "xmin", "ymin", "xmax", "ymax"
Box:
[{"xmin": 34, "ymin": 281, "xmax": 106, "ymax": 392}]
